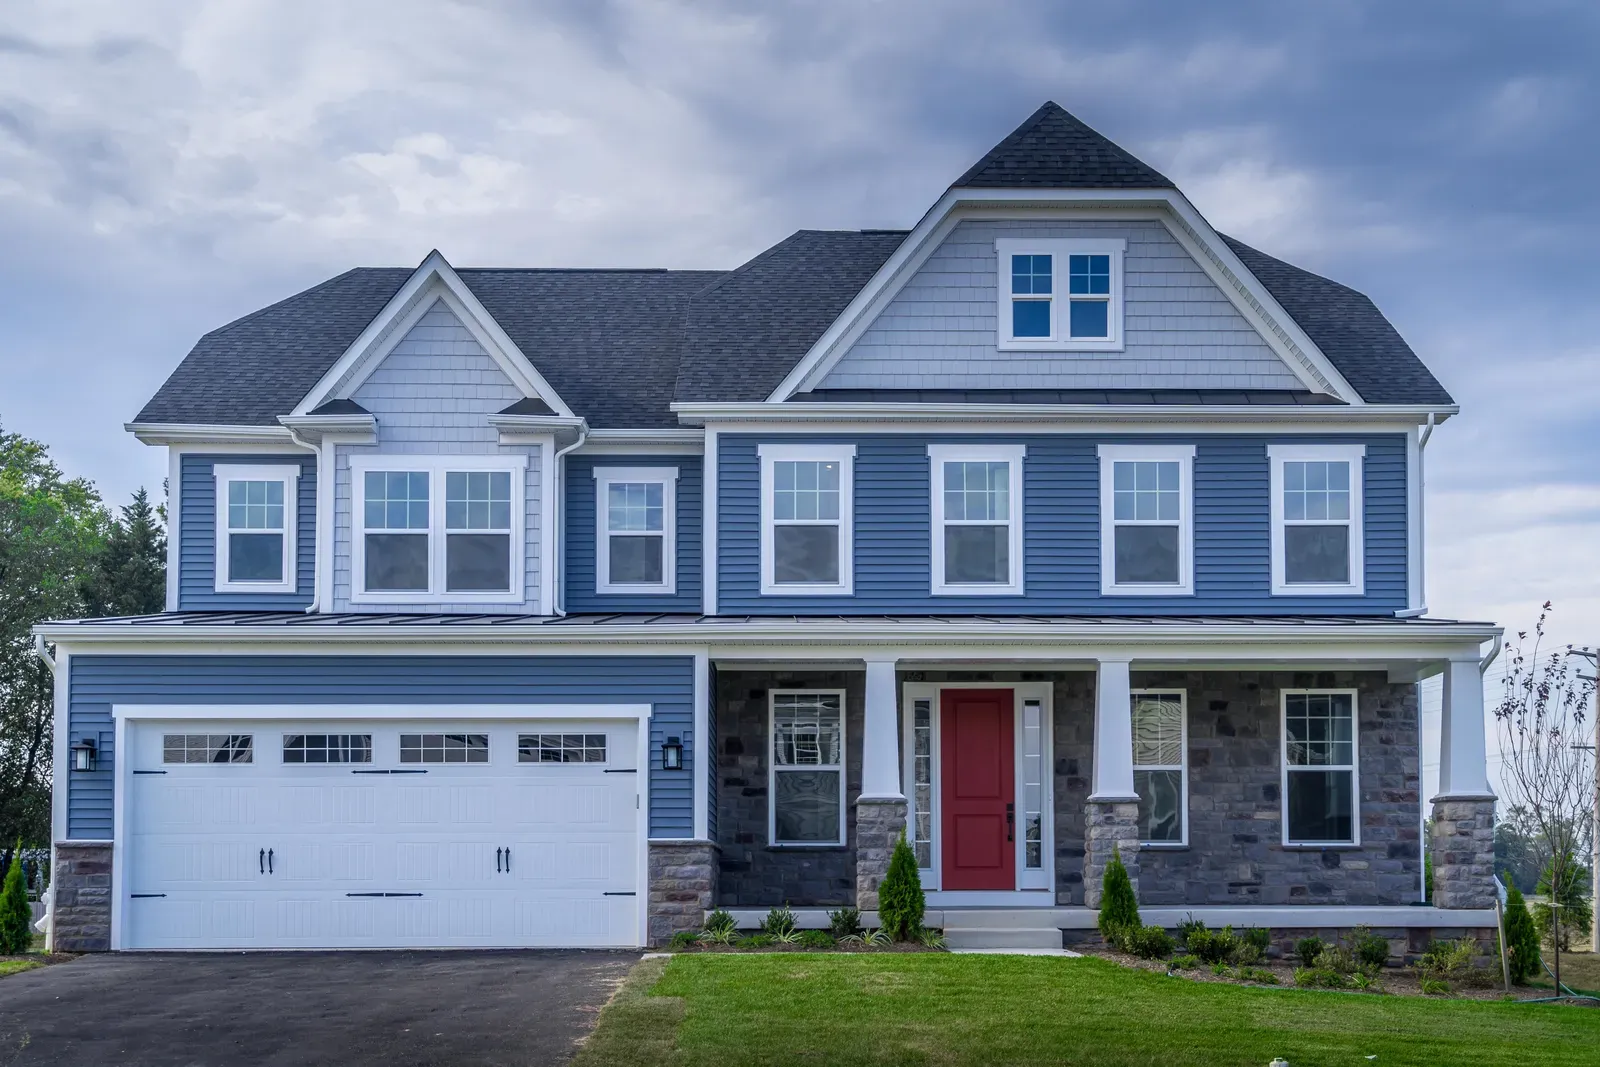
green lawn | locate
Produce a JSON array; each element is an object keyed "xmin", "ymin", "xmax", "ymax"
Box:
[
  {"xmin": 0, "ymin": 961, "xmax": 40, "ymax": 979},
  {"xmin": 576, "ymin": 954, "xmax": 1599, "ymax": 1067}
]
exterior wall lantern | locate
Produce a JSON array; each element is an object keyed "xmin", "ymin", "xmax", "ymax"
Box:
[
  {"xmin": 71, "ymin": 736, "xmax": 98, "ymax": 772},
  {"xmin": 662, "ymin": 736, "xmax": 683, "ymax": 771}
]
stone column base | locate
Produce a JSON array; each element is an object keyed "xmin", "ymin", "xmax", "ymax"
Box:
[
  {"xmin": 1431, "ymin": 796, "xmax": 1495, "ymax": 909},
  {"xmin": 854, "ymin": 797, "xmax": 907, "ymax": 911},
  {"xmin": 52, "ymin": 842, "xmax": 113, "ymax": 952},
  {"xmin": 647, "ymin": 840, "xmax": 718, "ymax": 946},
  {"xmin": 1083, "ymin": 801, "xmax": 1140, "ymax": 909}
]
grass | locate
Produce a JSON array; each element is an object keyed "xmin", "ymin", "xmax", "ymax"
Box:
[
  {"xmin": 1529, "ymin": 949, "xmax": 1600, "ymax": 998},
  {"xmin": 0, "ymin": 961, "xmax": 40, "ymax": 979},
  {"xmin": 577, "ymin": 953, "xmax": 1599, "ymax": 1067}
]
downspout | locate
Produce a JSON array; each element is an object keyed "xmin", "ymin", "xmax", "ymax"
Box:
[
  {"xmin": 1397, "ymin": 411, "xmax": 1438, "ymax": 618},
  {"xmin": 549, "ymin": 426, "xmax": 590, "ymax": 616},
  {"xmin": 285, "ymin": 427, "xmax": 322, "ymax": 613},
  {"xmin": 33, "ymin": 634, "xmax": 54, "ymax": 673}
]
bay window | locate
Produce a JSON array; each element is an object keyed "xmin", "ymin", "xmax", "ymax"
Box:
[{"xmin": 213, "ymin": 464, "xmax": 299, "ymax": 594}]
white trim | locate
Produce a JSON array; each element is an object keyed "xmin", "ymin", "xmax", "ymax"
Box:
[
  {"xmin": 349, "ymin": 453, "xmax": 529, "ymax": 605},
  {"xmin": 1280, "ymin": 688, "xmax": 1361, "ymax": 848},
  {"xmin": 1097, "ymin": 444, "xmax": 1195, "ymax": 596},
  {"xmin": 758, "ymin": 443, "xmax": 856, "ymax": 596},
  {"xmin": 1268, "ymin": 443, "xmax": 1366, "ymax": 596},
  {"xmin": 1130, "ymin": 689, "xmax": 1188, "ymax": 848},
  {"xmin": 927, "ymin": 444, "xmax": 1025, "ymax": 596},
  {"xmin": 164, "ymin": 449, "xmax": 180, "ymax": 611},
  {"xmin": 49, "ymin": 649, "xmax": 69, "ymax": 846},
  {"xmin": 766, "ymin": 191, "xmax": 1364, "ymax": 403},
  {"xmin": 292, "ymin": 251, "xmax": 574, "ymax": 419},
  {"xmin": 676, "ymin": 406, "xmax": 1453, "ymax": 430},
  {"xmin": 768, "ymin": 688, "xmax": 848, "ymax": 847},
  {"xmin": 594, "ymin": 466, "xmax": 679, "ymax": 595},
  {"xmin": 538, "ymin": 437, "xmax": 557, "ymax": 613},
  {"xmin": 692, "ymin": 653, "xmax": 709, "ymax": 841},
  {"xmin": 110, "ymin": 703, "xmax": 653, "ymax": 721},
  {"xmin": 994, "ymin": 237, "xmax": 1126, "ymax": 351},
  {"xmin": 703, "ymin": 429, "xmax": 719, "ymax": 614},
  {"xmin": 212, "ymin": 464, "xmax": 301, "ymax": 594},
  {"xmin": 128, "ymin": 424, "xmax": 309, "ymax": 447}
]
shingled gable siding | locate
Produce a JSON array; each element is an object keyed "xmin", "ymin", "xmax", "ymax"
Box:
[
  {"xmin": 177, "ymin": 454, "xmax": 316, "ymax": 610},
  {"xmin": 717, "ymin": 433, "xmax": 1407, "ymax": 615},
  {"xmin": 331, "ymin": 299, "xmax": 544, "ymax": 612},
  {"xmin": 564, "ymin": 454, "xmax": 703, "ymax": 613},
  {"xmin": 819, "ymin": 219, "xmax": 1305, "ymax": 392},
  {"xmin": 65, "ymin": 654, "xmax": 697, "ymax": 839}
]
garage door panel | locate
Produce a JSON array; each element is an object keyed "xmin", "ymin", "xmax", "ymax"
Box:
[
  {"xmin": 131, "ymin": 836, "xmax": 263, "ymax": 890},
  {"xmin": 276, "ymin": 784, "xmax": 382, "ymax": 828}
]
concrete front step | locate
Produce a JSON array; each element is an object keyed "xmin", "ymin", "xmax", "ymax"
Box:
[
  {"xmin": 937, "ymin": 908, "xmax": 1064, "ymax": 930},
  {"xmin": 942, "ymin": 926, "xmax": 1063, "ymax": 950}
]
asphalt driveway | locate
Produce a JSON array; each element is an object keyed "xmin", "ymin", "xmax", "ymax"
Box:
[{"xmin": 0, "ymin": 950, "xmax": 638, "ymax": 1066}]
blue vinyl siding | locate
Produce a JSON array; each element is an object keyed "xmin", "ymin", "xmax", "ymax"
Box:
[
  {"xmin": 564, "ymin": 455, "xmax": 703, "ymax": 613},
  {"xmin": 717, "ymin": 433, "xmax": 1407, "ymax": 615},
  {"xmin": 66, "ymin": 654, "xmax": 695, "ymax": 840},
  {"xmin": 178, "ymin": 454, "xmax": 316, "ymax": 610}
]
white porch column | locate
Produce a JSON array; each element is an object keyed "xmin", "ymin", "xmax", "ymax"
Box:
[
  {"xmin": 1089, "ymin": 657, "xmax": 1137, "ymax": 801},
  {"xmin": 1437, "ymin": 657, "xmax": 1494, "ymax": 799},
  {"xmin": 1432, "ymin": 654, "xmax": 1496, "ymax": 909},
  {"xmin": 860, "ymin": 657, "xmax": 904, "ymax": 800}
]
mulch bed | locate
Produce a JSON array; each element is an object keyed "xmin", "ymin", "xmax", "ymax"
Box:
[
  {"xmin": 669, "ymin": 940, "xmax": 941, "ymax": 953},
  {"xmin": 1080, "ymin": 946, "xmax": 1592, "ymax": 1004}
]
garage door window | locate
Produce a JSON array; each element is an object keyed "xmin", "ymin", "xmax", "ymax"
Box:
[
  {"xmin": 519, "ymin": 733, "xmax": 607, "ymax": 764},
  {"xmin": 163, "ymin": 734, "xmax": 253, "ymax": 764},
  {"xmin": 400, "ymin": 733, "xmax": 489, "ymax": 764},
  {"xmin": 283, "ymin": 734, "xmax": 373, "ymax": 764}
]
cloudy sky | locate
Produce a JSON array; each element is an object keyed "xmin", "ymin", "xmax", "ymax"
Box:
[{"xmin": 2, "ymin": 0, "xmax": 1598, "ymax": 656}]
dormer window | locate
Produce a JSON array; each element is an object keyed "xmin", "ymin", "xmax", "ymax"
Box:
[{"xmin": 996, "ymin": 238, "xmax": 1125, "ymax": 351}]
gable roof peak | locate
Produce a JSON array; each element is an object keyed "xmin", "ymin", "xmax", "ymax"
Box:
[{"xmin": 952, "ymin": 100, "xmax": 1174, "ymax": 191}]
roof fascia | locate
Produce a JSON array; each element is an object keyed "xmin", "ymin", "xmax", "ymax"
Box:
[
  {"xmin": 126, "ymin": 423, "xmax": 310, "ymax": 448},
  {"xmin": 673, "ymin": 401, "xmax": 1454, "ymax": 431},
  {"xmin": 277, "ymin": 413, "xmax": 378, "ymax": 442},
  {"xmin": 290, "ymin": 251, "xmax": 576, "ymax": 419},
  {"xmin": 767, "ymin": 188, "xmax": 1362, "ymax": 405}
]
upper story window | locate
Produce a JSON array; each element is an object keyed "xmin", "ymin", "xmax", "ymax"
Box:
[
  {"xmin": 595, "ymin": 467, "xmax": 678, "ymax": 594},
  {"xmin": 1268, "ymin": 445, "xmax": 1365, "ymax": 596},
  {"xmin": 1098, "ymin": 445, "xmax": 1194, "ymax": 596},
  {"xmin": 351, "ymin": 455, "xmax": 526, "ymax": 603},
  {"xmin": 213, "ymin": 464, "xmax": 299, "ymax": 594},
  {"xmin": 759, "ymin": 443, "xmax": 855, "ymax": 595},
  {"xmin": 927, "ymin": 444, "xmax": 1025, "ymax": 595},
  {"xmin": 995, "ymin": 238, "xmax": 1125, "ymax": 351},
  {"xmin": 1131, "ymin": 691, "xmax": 1186, "ymax": 846},
  {"xmin": 1282, "ymin": 690, "xmax": 1358, "ymax": 846}
]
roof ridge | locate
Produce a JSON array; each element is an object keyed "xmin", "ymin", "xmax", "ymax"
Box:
[{"xmin": 952, "ymin": 100, "xmax": 1173, "ymax": 190}]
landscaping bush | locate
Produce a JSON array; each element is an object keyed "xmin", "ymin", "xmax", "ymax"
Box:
[
  {"xmin": 1293, "ymin": 967, "xmax": 1348, "ymax": 989},
  {"xmin": 669, "ymin": 930, "xmax": 699, "ymax": 950},
  {"xmin": 1312, "ymin": 944, "xmax": 1355, "ymax": 975},
  {"xmin": 1414, "ymin": 938, "xmax": 1491, "ymax": 988},
  {"xmin": 1176, "ymin": 914, "xmax": 1206, "ymax": 946},
  {"xmin": 1502, "ymin": 883, "xmax": 1542, "ymax": 984},
  {"xmin": 827, "ymin": 906, "xmax": 863, "ymax": 939},
  {"xmin": 1184, "ymin": 925, "xmax": 1238, "ymax": 966},
  {"xmin": 736, "ymin": 934, "xmax": 775, "ymax": 949},
  {"xmin": 1294, "ymin": 935, "xmax": 1327, "ymax": 968},
  {"xmin": 1240, "ymin": 926, "xmax": 1271, "ymax": 957},
  {"xmin": 1168, "ymin": 954, "xmax": 1200, "ymax": 970},
  {"xmin": 1119, "ymin": 924, "xmax": 1174, "ymax": 960},
  {"xmin": 1347, "ymin": 925, "xmax": 1389, "ymax": 970},
  {"xmin": 878, "ymin": 833, "xmax": 925, "ymax": 941},
  {"xmin": 917, "ymin": 928, "xmax": 947, "ymax": 949},
  {"xmin": 1237, "ymin": 967, "xmax": 1277, "ymax": 985},
  {"xmin": 797, "ymin": 929, "xmax": 835, "ymax": 950},
  {"xmin": 761, "ymin": 905, "xmax": 799, "ymax": 942},
  {"xmin": 1350, "ymin": 971, "xmax": 1379, "ymax": 992},
  {"xmin": 0, "ymin": 845, "xmax": 30, "ymax": 955},
  {"xmin": 1419, "ymin": 977, "xmax": 1451, "ymax": 996},
  {"xmin": 1097, "ymin": 852, "xmax": 1139, "ymax": 942},
  {"xmin": 703, "ymin": 909, "xmax": 736, "ymax": 937}
]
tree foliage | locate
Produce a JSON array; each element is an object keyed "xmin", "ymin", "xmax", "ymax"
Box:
[
  {"xmin": 877, "ymin": 832, "xmax": 925, "ymax": 941},
  {"xmin": 0, "ymin": 841, "xmax": 31, "ymax": 953},
  {"xmin": 1502, "ymin": 882, "xmax": 1542, "ymax": 984},
  {"xmin": 1533, "ymin": 848, "xmax": 1593, "ymax": 952},
  {"xmin": 81, "ymin": 487, "xmax": 166, "ymax": 618},
  {"xmin": 1098, "ymin": 851, "xmax": 1139, "ymax": 939}
]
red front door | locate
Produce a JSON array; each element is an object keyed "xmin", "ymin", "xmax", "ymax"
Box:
[{"xmin": 940, "ymin": 689, "xmax": 1015, "ymax": 890}]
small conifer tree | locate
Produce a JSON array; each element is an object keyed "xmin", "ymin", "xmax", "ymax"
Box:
[
  {"xmin": 1097, "ymin": 850, "xmax": 1139, "ymax": 941},
  {"xmin": 877, "ymin": 832, "xmax": 925, "ymax": 941},
  {"xmin": 0, "ymin": 843, "xmax": 33, "ymax": 955},
  {"xmin": 1502, "ymin": 882, "xmax": 1542, "ymax": 984}
]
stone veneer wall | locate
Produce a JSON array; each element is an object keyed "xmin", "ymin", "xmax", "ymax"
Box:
[
  {"xmin": 51, "ymin": 842, "xmax": 112, "ymax": 952},
  {"xmin": 647, "ymin": 841, "xmax": 718, "ymax": 945},
  {"xmin": 715, "ymin": 669, "xmax": 865, "ymax": 907}
]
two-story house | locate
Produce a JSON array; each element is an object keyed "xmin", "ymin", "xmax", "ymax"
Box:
[{"xmin": 39, "ymin": 103, "xmax": 1501, "ymax": 954}]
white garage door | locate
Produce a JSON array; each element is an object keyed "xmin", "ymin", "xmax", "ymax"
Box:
[{"xmin": 122, "ymin": 718, "xmax": 641, "ymax": 950}]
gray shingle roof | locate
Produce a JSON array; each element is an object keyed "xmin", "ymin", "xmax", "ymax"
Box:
[
  {"xmin": 953, "ymin": 101, "xmax": 1174, "ymax": 190},
  {"xmin": 1221, "ymin": 236, "xmax": 1453, "ymax": 406}
]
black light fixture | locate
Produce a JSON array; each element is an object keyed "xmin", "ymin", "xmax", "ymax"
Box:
[
  {"xmin": 70, "ymin": 736, "xmax": 98, "ymax": 773},
  {"xmin": 662, "ymin": 736, "xmax": 683, "ymax": 771}
]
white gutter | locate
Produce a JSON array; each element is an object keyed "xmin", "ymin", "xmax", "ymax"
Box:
[
  {"xmin": 1396, "ymin": 411, "xmax": 1438, "ymax": 619},
  {"xmin": 127, "ymin": 423, "xmax": 304, "ymax": 446},
  {"xmin": 33, "ymin": 634, "xmax": 55, "ymax": 672},
  {"xmin": 548, "ymin": 425, "xmax": 590, "ymax": 616}
]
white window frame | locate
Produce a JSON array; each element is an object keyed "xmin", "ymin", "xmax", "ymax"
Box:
[
  {"xmin": 1280, "ymin": 688, "xmax": 1361, "ymax": 848},
  {"xmin": 768, "ymin": 689, "xmax": 848, "ymax": 847},
  {"xmin": 1268, "ymin": 444, "xmax": 1365, "ymax": 596},
  {"xmin": 213, "ymin": 464, "xmax": 300, "ymax": 594},
  {"xmin": 1098, "ymin": 444, "xmax": 1195, "ymax": 596},
  {"xmin": 1131, "ymin": 690, "xmax": 1188, "ymax": 848},
  {"xmin": 350, "ymin": 454, "xmax": 528, "ymax": 604},
  {"xmin": 594, "ymin": 466, "xmax": 678, "ymax": 595},
  {"xmin": 995, "ymin": 237, "xmax": 1126, "ymax": 352},
  {"xmin": 758, "ymin": 443, "xmax": 855, "ymax": 596},
  {"xmin": 927, "ymin": 444, "xmax": 1025, "ymax": 596}
]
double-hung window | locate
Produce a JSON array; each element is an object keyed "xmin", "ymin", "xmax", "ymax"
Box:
[
  {"xmin": 769, "ymin": 691, "xmax": 845, "ymax": 846},
  {"xmin": 1131, "ymin": 691, "xmax": 1187, "ymax": 846},
  {"xmin": 595, "ymin": 467, "xmax": 677, "ymax": 594},
  {"xmin": 1098, "ymin": 445, "xmax": 1194, "ymax": 595},
  {"xmin": 1282, "ymin": 690, "xmax": 1359, "ymax": 846},
  {"xmin": 1268, "ymin": 445, "xmax": 1365, "ymax": 595},
  {"xmin": 759, "ymin": 444, "xmax": 854, "ymax": 595},
  {"xmin": 352, "ymin": 455, "xmax": 526, "ymax": 601},
  {"xmin": 213, "ymin": 464, "xmax": 300, "ymax": 593},
  {"xmin": 995, "ymin": 238, "xmax": 1125, "ymax": 350},
  {"xmin": 928, "ymin": 444, "xmax": 1024, "ymax": 594}
]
